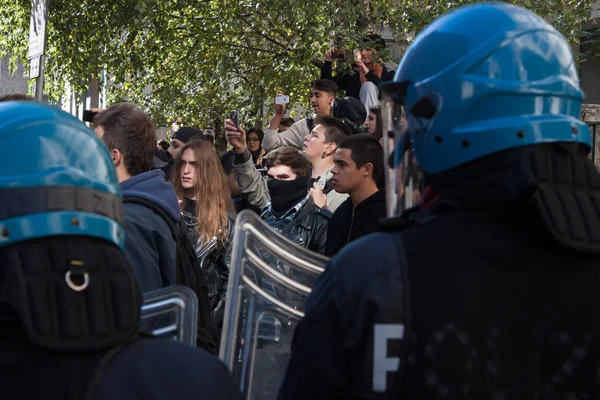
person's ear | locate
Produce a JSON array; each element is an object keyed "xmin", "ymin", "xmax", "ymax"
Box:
[
  {"xmin": 324, "ymin": 142, "xmax": 337, "ymax": 157},
  {"xmin": 111, "ymin": 149, "xmax": 122, "ymax": 167},
  {"xmin": 362, "ymin": 162, "xmax": 374, "ymax": 177}
]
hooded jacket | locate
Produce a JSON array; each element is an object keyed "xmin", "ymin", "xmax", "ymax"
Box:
[
  {"xmin": 325, "ymin": 189, "xmax": 387, "ymax": 257},
  {"xmin": 121, "ymin": 170, "xmax": 180, "ymax": 292}
]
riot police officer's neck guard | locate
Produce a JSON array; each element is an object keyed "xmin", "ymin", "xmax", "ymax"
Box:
[{"xmin": 426, "ymin": 143, "xmax": 600, "ymax": 253}]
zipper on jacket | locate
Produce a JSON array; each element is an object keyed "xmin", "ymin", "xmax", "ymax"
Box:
[
  {"xmin": 346, "ymin": 207, "xmax": 356, "ymax": 244},
  {"xmin": 196, "ymin": 237, "xmax": 218, "ymax": 268}
]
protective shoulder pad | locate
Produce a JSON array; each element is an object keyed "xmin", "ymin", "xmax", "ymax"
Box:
[{"xmin": 524, "ymin": 146, "xmax": 600, "ymax": 253}]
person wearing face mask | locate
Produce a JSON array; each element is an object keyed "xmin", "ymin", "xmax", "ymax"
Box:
[{"xmin": 225, "ymin": 119, "xmax": 330, "ymax": 254}]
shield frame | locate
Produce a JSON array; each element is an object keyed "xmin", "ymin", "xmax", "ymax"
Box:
[
  {"xmin": 139, "ymin": 284, "xmax": 199, "ymax": 347},
  {"xmin": 219, "ymin": 210, "xmax": 328, "ymax": 397}
]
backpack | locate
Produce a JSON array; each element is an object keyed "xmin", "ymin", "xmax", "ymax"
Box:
[
  {"xmin": 306, "ymin": 96, "xmax": 366, "ymax": 135},
  {"xmin": 123, "ymin": 196, "xmax": 219, "ymax": 354}
]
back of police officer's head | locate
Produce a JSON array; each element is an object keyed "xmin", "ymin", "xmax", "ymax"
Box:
[
  {"xmin": 332, "ymin": 134, "xmax": 383, "ymax": 194},
  {"xmin": 93, "ymin": 103, "xmax": 156, "ymax": 182},
  {"xmin": 0, "ymin": 101, "xmax": 141, "ymax": 348},
  {"xmin": 383, "ymin": 2, "xmax": 591, "ymax": 214}
]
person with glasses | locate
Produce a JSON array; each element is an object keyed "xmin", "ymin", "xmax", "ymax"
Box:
[{"xmin": 246, "ymin": 128, "xmax": 265, "ymax": 167}]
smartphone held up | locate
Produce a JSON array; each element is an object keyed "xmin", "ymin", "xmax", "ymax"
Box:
[
  {"xmin": 229, "ymin": 110, "xmax": 239, "ymax": 128},
  {"xmin": 332, "ymin": 49, "xmax": 345, "ymax": 60},
  {"xmin": 275, "ymin": 95, "xmax": 289, "ymax": 105},
  {"xmin": 82, "ymin": 110, "xmax": 98, "ymax": 123}
]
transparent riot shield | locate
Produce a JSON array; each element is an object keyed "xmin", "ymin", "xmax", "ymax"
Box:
[
  {"xmin": 220, "ymin": 210, "xmax": 329, "ymax": 400},
  {"xmin": 139, "ymin": 285, "xmax": 198, "ymax": 347}
]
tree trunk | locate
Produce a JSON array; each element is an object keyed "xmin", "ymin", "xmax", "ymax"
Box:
[
  {"xmin": 356, "ymin": 0, "xmax": 371, "ymax": 32},
  {"xmin": 90, "ymin": 76, "xmax": 99, "ymax": 109}
]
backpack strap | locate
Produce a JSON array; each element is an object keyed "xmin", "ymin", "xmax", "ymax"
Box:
[
  {"xmin": 389, "ymin": 233, "xmax": 412, "ymax": 397},
  {"xmin": 124, "ymin": 196, "xmax": 195, "ymax": 288},
  {"xmin": 123, "ymin": 197, "xmax": 218, "ymax": 353},
  {"xmin": 280, "ymin": 201, "xmax": 319, "ymax": 236},
  {"xmin": 122, "ymin": 196, "xmax": 178, "ymax": 240}
]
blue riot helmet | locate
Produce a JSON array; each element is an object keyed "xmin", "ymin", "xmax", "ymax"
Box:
[
  {"xmin": 0, "ymin": 101, "xmax": 125, "ymax": 249},
  {"xmin": 380, "ymin": 2, "xmax": 590, "ymax": 217}
]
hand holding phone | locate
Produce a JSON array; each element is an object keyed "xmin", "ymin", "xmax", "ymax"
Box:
[
  {"xmin": 82, "ymin": 110, "xmax": 98, "ymax": 123},
  {"xmin": 225, "ymin": 115, "xmax": 247, "ymax": 154}
]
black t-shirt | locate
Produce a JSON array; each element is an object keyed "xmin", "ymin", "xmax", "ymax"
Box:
[{"xmin": 182, "ymin": 198, "xmax": 199, "ymax": 246}]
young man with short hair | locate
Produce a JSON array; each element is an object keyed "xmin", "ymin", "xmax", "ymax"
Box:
[
  {"xmin": 325, "ymin": 134, "xmax": 386, "ymax": 256},
  {"xmin": 262, "ymin": 79, "xmax": 339, "ymax": 151},
  {"xmin": 93, "ymin": 103, "xmax": 180, "ymax": 292},
  {"xmin": 304, "ymin": 115, "xmax": 351, "ymax": 212}
]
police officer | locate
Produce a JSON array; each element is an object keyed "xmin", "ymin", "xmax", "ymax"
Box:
[
  {"xmin": 0, "ymin": 101, "xmax": 244, "ymax": 400},
  {"xmin": 278, "ymin": 3, "xmax": 600, "ymax": 399}
]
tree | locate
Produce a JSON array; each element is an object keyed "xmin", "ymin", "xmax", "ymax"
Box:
[
  {"xmin": 1, "ymin": 0, "xmax": 598, "ymax": 150},
  {"xmin": 384, "ymin": 0, "xmax": 599, "ymax": 64}
]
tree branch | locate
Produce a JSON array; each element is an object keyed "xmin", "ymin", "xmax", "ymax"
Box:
[{"xmin": 238, "ymin": 15, "xmax": 292, "ymax": 52}]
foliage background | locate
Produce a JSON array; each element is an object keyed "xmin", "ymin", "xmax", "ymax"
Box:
[{"xmin": 1, "ymin": 0, "xmax": 598, "ymax": 147}]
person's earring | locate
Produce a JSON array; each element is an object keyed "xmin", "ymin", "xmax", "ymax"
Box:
[{"xmin": 321, "ymin": 152, "xmax": 327, "ymax": 159}]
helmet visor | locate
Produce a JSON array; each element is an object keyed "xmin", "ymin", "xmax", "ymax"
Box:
[{"xmin": 380, "ymin": 81, "xmax": 424, "ymax": 217}]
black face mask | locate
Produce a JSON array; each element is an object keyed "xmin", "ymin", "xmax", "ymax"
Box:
[{"xmin": 267, "ymin": 178, "xmax": 309, "ymax": 215}]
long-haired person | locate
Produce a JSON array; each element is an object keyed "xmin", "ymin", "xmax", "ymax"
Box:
[
  {"xmin": 171, "ymin": 139, "xmax": 236, "ymax": 331},
  {"xmin": 365, "ymin": 106, "xmax": 383, "ymax": 143}
]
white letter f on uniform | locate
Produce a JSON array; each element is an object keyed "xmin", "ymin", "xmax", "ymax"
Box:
[{"xmin": 373, "ymin": 324, "xmax": 404, "ymax": 393}]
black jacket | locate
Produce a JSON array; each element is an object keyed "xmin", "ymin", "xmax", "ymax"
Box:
[
  {"xmin": 320, "ymin": 62, "xmax": 395, "ymax": 99},
  {"xmin": 279, "ymin": 144, "xmax": 600, "ymax": 399},
  {"xmin": 325, "ymin": 189, "xmax": 386, "ymax": 257},
  {"xmin": 196, "ymin": 212, "xmax": 235, "ymax": 331},
  {"xmin": 0, "ymin": 326, "xmax": 244, "ymax": 400},
  {"xmin": 0, "ymin": 235, "xmax": 243, "ymax": 400},
  {"xmin": 182, "ymin": 200, "xmax": 236, "ymax": 331},
  {"xmin": 262, "ymin": 200, "xmax": 331, "ymax": 255}
]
